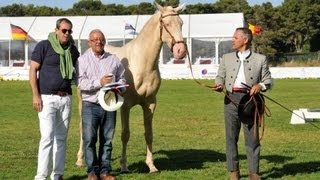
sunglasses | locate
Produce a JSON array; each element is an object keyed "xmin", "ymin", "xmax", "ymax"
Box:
[{"xmin": 61, "ymin": 29, "xmax": 73, "ymax": 34}]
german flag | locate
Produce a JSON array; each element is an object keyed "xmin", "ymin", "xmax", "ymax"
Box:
[{"xmin": 11, "ymin": 24, "xmax": 28, "ymax": 40}]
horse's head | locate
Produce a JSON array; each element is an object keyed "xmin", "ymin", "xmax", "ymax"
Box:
[{"xmin": 156, "ymin": 3, "xmax": 187, "ymax": 60}]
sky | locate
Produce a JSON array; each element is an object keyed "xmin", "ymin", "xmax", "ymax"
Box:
[{"xmin": 0, "ymin": 0, "xmax": 284, "ymax": 10}]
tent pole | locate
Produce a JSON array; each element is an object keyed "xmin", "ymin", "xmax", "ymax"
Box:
[
  {"xmin": 9, "ymin": 39, "xmax": 11, "ymax": 67},
  {"xmin": 24, "ymin": 41, "xmax": 28, "ymax": 69},
  {"xmin": 215, "ymin": 39, "xmax": 219, "ymax": 65},
  {"xmin": 79, "ymin": 15, "xmax": 88, "ymax": 54}
]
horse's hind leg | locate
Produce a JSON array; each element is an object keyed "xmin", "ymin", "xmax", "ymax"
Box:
[
  {"xmin": 75, "ymin": 89, "xmax": 84, "ymax": 167},
  {"xmin": 120, "ymin": 106, "xmax": 130, "ymax": 173},
  {"xmin": 143, "ymin": 102, "xmax": 159, "ymax": 173}
]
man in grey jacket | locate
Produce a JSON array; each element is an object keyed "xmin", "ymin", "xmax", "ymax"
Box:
[{"xmin": 213, "ymin": 27, "xmax": 272, "ymax": 180}]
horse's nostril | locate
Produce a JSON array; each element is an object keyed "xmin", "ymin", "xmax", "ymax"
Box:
[{"xmin": 173, "ymin": 43, "xmax": 187, "ymax": 59}]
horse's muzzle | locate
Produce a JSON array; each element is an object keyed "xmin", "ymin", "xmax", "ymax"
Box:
[{"xmin": 172, "ymin": 42, "xmax": 187, "ymax": 59}]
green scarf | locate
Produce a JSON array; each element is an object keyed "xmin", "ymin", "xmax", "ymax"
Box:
[{"xmin": 48, "ymin": 32, "xmax": 74, "ymax": 80}]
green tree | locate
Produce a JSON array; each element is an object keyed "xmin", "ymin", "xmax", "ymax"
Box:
[
  {"xmin": 213, "ymin": 0, "xmax": 254, "ymax": 23},
  {"xmin": 0, "ymin": 4, "xmax": 25, "ymax": 16},
  {"xmin": 134, "ymin": 3, "xmax": 155, "ymax": 15},
  {"xmin": 214, "ymin": 0, "xmax": 251, "ymax": 14},
  {"xmin": 102, "ymin": 4, "xmax": 124, "ymax": 15},
  {"xmin": 72, "ymin": 0, "xmax": 103, "ymax": 11},
  {"xmin": 155, "ymin": 0, "xmax": 179, "ymax": 7},
  {"xmin": 68, "ymin": 0, "xmax": 104, "ymax": 15},
  {"xmin": 248, "ymin": 3, "xmax": 285, "ymax": 57},
  {"xmin": 280, "ymin": 0, "xmax": 320, "ymax": 52},
  {"xmin": 26, "ymin": 6, "xmax": 64, "ymax": 16},
  {"xmin": 121, "ymin": 5, "xmax": 136, "ymax": 15}
]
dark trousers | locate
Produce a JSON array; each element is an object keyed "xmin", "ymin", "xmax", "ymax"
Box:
[
  {"xmin": 224, "ymin": 92, "xmax": 260, "ymax": 173},
  {"xmin": 82, "ymin": 101, "xmax": 117, "ymax": 175}
]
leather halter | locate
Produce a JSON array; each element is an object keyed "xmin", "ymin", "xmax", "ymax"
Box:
[
  {"xmin": 158, "ymin": 12, "xmax": 215, "ymax": 90},
  {"xmin": 159, "ymin": 13, "xmax": 185, "ymax": 52}
]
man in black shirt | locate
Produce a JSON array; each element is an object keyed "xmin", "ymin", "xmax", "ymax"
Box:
[{"xmin": 29, "ymin": 18, "xmax": 79, "ymax": 180}]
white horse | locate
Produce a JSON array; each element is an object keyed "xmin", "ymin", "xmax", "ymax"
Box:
[{"xmin": 76, "ymin": 3, "xmax": 187, "ymax": 173}]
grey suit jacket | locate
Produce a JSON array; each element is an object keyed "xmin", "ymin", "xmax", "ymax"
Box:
[{"xmin": 215, "ymin": 51, "xmax": 273, "ymax": 92}]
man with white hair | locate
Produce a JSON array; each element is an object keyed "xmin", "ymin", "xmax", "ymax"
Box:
[{"xmin": 76, "ymin": 29, "xmax": 125, "ymax": 180}]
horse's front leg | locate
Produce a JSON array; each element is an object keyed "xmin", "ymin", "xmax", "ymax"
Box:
[
  {"xmin": 75, "ymin": 89, "xmax": 84, "ymax": 167},
  {"xmin": 143, "ymin": 102, "xmax": 159, "ymax": 173},
  {"xmin": 120, "ymin": 106, "xmax": 131, "ymax": 173},
  {"xmin": 76, "ymin": 120, "xmax": 84, "ymax": 167}
]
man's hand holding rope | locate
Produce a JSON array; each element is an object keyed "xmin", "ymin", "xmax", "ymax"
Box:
[
  {"xmin": 212, "ymin": 84, "xmax": 223, "ymax": 92},
  {"xmin": 250, "ymin": 84, "xmax": 262, "ymax": 96}
]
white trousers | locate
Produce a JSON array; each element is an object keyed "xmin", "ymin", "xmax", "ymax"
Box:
[{"xmin": 35, "ymin": 94, "xmax": 72, "ymax": 180}]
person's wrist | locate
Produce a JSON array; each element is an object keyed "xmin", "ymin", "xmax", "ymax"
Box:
[{"xmin": 259, "ymin": 83, "xmax": 266, "ymax": 91}]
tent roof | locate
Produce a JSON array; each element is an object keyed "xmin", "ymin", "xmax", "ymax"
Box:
[{"xmin": 0, "ymin": 13, "xmax": 243, "ymax": 41}]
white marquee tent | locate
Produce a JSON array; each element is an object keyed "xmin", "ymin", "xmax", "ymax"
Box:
[
  {"xmin": 0, "ymin": 13, "xmax": 243, "ymax": 40},
  {"xmin": 1, "ymin": 13, "xmax": 319, "ymax": 80},
  {"xmin": 6, "ymin": 13, "xmax": 298, "ymax": 80}
]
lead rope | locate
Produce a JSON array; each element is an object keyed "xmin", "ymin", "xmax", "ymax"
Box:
[
  {"xmin": 248, "ymin": 93, "xmax": 271, "ymax": 140},
  {"xmin": 184, "ymin": 43, "xmax": 214, "ymax": 88}
]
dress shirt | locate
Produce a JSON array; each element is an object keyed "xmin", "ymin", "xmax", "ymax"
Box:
[
  {"xmin": 233, "ymin": 49, "xmax": 250, "ymax": 88},
  {"xmin": 77, "ymin": 49, "xmax": 126, "ymax": 103}
]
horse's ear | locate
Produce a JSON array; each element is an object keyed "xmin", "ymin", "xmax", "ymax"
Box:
[
  {"xmin": 174, "ymin": 3, "xmax": 186, "ymax": 13},
  {"xmin": 154, "ymin": 2, "xmax": 164, "ymax": 12}
]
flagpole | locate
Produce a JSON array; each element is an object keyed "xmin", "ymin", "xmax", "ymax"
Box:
[
  {"xmin": 135, "ymin": 15, "xmax": 139, "ymax": 39},
  {"xmin": 26, "ymin": 17, "xmax": 37, "ymax": 68},
  {"xmin": 123, "ymin": 26, "xmax": 125, "ymax": 46}
]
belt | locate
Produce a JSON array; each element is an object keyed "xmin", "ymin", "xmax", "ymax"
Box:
[
  {"xmin": 55, "ymin": 91, "xmax": 68, "ymax": 97},
  {"xmin": 232, "ymin": 87, "xmax": 248, "ymax": 93}
]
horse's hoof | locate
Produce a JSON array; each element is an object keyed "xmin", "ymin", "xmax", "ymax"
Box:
[
  {"xmin": 149, "ymin": 167, "xmax": 159, "ymax": 173},
  {"xmin": 75, "ymin": 160, "xmax": 84, "ymax": 167}
]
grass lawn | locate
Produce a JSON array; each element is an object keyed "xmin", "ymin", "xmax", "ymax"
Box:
[{"xmin": 0, "ymin": 79, "xmax": 319, "ymax": 179}]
